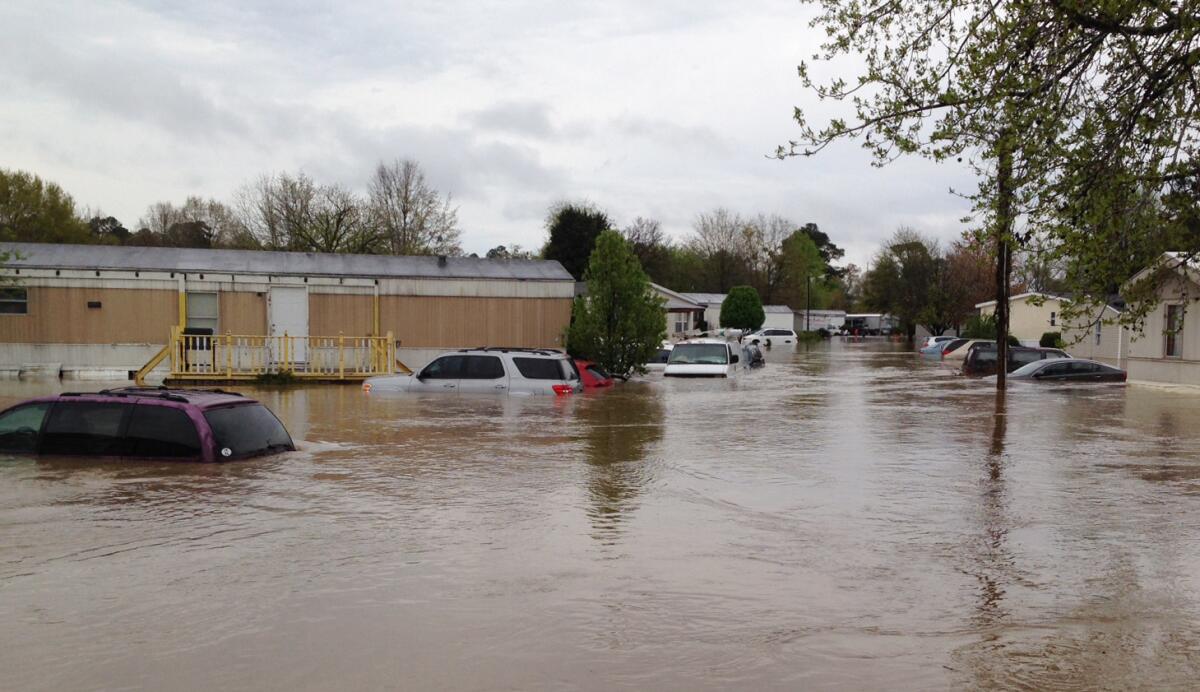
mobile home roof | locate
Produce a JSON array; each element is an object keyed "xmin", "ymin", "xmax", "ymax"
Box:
[{"xmin": 1, "ymin": 242, "xmax": 574, "ymax": 282}]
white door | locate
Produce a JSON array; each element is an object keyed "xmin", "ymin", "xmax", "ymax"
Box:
[{"xmin": 269, "ymin": 286, "xmax": 309, "ymax": 363}]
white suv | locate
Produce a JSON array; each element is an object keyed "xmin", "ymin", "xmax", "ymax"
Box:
[
  {"xmin": 742, "ymin": 328, "xmax": 798, "ymax": 347},
  {"xmin": 364, "ymin": 348, "xmax": 583, "ymax": 396}
]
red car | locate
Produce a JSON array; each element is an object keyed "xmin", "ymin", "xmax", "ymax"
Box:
[{"xmin": 574, "ymin": 360, "xmax": 614, "ymax": 388}]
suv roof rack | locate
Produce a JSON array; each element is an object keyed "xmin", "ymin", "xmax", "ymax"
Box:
[{"xmin": 458, "ymin": 346, "xmax": 563, "ymax": 356}]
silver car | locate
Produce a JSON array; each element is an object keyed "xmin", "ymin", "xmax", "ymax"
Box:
[{"xmin": 363, "ymin": 348, "xmax": 583, "ymax": 396}]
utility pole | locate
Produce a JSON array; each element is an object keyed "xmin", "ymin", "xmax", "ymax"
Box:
[
  {"xmin": 994, "ymin": 132, "xmax": 1015, "ymax": 390},
  {"xmin": 805, "ymin": 273, "xmax": 812, "ymax": 332}
]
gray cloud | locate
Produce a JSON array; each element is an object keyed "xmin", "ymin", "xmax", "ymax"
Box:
[{"xmin": 2, "ymin": 0, "xmax": 979, "ymax": 266}]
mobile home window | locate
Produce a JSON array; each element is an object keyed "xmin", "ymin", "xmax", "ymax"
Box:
[
  {"xmin": 1095, "ymin": 321, "xmax": 1102, "ymax": 346},
  {"xmin": 186, "ymin": 292, "xmax": 219, "ymax": 333},
  {"xmin": 0, "ymin": 288, "xmax": 28, "ymax": 314},
  {"xmin": 1165, "ymin": 304, "xmax": 1184, "ymax": 358},
  {"xmin": 1049, "ymin": 311, "xmax": 1056, "ymax": 326}
]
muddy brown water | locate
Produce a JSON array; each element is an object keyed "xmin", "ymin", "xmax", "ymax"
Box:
[{"xmin": 3, "ymin": 341, "xmax": 1200, "ymax": 690}]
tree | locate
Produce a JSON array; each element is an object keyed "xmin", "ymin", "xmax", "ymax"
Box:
[
  {"xmin": 775, "ymin": 230, "xmax": 828, "ymax": 311},
  {"xmin": 784, "ymin": 1, "xmax": 1200, "ymax": 387},
  {"xmin": 943, "ymin": 239, "xmax": 995, "ymax": 332},
  {"xmin": 87, "ymin": 216, "xmax": 130, "ymax": 245},
  {"xmin": 485, "ymin": 244, "xmax": 536, "ymax": 259},
  {"xmin": 862, "ymin": 229, "xmax": 943, "ymax": 339},
  {"xmin": 689, "ymin": 208, "xmax": 754, "ymax": 292},
  {"xmin": 622, "ymin": 216, "xmax": 672, "ymax": 282},
  {"xmin": 135, "ymin": 196, "xmax": 247, "ymax": 248},
  {"xmin": 544, "ymin": 202, "xmax": 611, "ymax": 280},
  {"xmin": 234, "ymin": 172, "xmax": 380, "ymax": 253},
  {"xmin": 567, "ymin": 231, "xmax": 666, "ymax": 378},
  {"xmin": 0, "ymin": 169, "xmax": 89, "ymax": 244},
  {"xmin": 719, "ymin": 286, "xmax": 765, "ymax": 331},
  {"xmin": 797, "ymin": 222, "xmax": 846, "ymax": 277},
  {"xmin": 367, "ymin": 159, "xmax": 461, "ymax": 256}
]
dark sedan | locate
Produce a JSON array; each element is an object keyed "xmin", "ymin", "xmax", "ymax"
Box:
[{"xmin": 1009, "ymin": 358, "xmax": 1127, "ymax": 383}]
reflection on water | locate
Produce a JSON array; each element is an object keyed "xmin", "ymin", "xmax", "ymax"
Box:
[
  {"xmin": 577, "ymin": 386, "xmax": 663, "ymax": 543},
  {"xmin": 4, "ymin": 343, "xmax": 1200, "ymax": 690}
]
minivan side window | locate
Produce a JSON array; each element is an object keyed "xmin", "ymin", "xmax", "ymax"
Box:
[
  {"xmin": 513, "ymin": 357, "xmax": 565, "ymax": 380},
  {"xmin": 40, "ymin": 402, "xmax": 131, "ymax": 456},
  {"xmin": 125, "ymin": 406, "xmax": 202, "ymax": 458},
  {"xmin": 0, "ymin": 403, "xmax": 50, "ymax": 453},
  {"xmin": 422, "ymin": 356, "xmax": 464, "ymax": 379}
]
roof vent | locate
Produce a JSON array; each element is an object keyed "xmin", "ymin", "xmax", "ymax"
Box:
[{"xmin": 438, "ymin": 255, "xmax": 448, "ymax": 267}]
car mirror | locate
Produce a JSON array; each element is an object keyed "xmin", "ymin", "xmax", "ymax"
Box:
[
  {"xmin": 1032, "ymin": 371, "xmax": 1045, "ymax": 379},
  {"xmin": 731, "ymin": 354, "xmax": 740, "ymax": 364}
]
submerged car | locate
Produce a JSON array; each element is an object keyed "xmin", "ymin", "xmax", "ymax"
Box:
[
  {"xmin": 1009, "ymin": 358, "xmax": 1127, "ymax": 383},
  {"xmin": 942, "ymin": 338, "xmax": 993, "ymax": 363},
  {"xmin": 575, "ymin": 359, "xmax": 614, "ymax": 388},
  {"xmin": 643, "ymin": 342, "xmax": 674, "ymax": 373},
  {"xmin": 741, "ymin": 328, "xmax": 799, "ymax": 347},
  {"xmin": 363, "ymin": 347, "xmax": 583, "ymax": 396},
  {"xmin": 0, "ymin": 387, "xmax": 294, "ymax": 462},
  {"xmin": 961, "ymin": 344, "xmax": 1070, "ymax": 376},
  {"xmin": 663, "ymin": 339, "xmax": 750, "ymax": 378},
  {"xmin": 920, "ymin": 335, "xmax": 957, "ymax": 350}
]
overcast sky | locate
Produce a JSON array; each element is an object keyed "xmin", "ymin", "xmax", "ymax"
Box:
[{"xmin": 1, "ymin": 0, "xmax": 979, "ymax": 267}]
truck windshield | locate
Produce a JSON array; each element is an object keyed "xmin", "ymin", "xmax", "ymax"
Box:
[
  {"xmin": 204, "ymin": 404, "xmax": 294, "ymax": 459},
  {"xmin": 668, "ymin": 343, "xmax": 729, "ymax": 365}
]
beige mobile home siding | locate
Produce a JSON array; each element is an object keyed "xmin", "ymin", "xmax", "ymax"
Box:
[
  {"xmin": 0, "ymin": 286, "xmax": 177, "ymax": 343},
  {"xmin": 310, "ymin": 293, "xmax": 375, "ymax": 336},
  {"xmin": 379, "ymin": 296, "xmax": 572, "ymax": 348},
  {"xmin": 979, "ymin": 296, "xmax": 1066, "ymax": 344},
  {"xmin": 219, "ymin": 291, "xmax": 268, "ymax": 335}
]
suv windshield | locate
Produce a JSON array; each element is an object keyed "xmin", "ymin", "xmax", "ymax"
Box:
[
  {"xmin": 204, "ymin": 404, "xmax": 294, "ymax": 459},
  {"xmin": 668, "ymin": 343, "xmax": 729, "ymax": 365}
]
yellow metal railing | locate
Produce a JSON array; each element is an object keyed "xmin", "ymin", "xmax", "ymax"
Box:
[{"xmin": 162, "ymin": 326, "xmax": 396, "ymax": 381}]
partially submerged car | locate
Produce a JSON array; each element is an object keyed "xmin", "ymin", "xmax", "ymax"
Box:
[
  {"xmin": 643, "ymin": 342, "xmax": 674, "ymax": 373},
  {"xmin": 961, "ymin": 344, "xmax": 1070, "ymax": 377},
  {"xmin": 575, "ymin": 359, "xmax": 614, "ymax": 388},
  {"xmin": 1009, "ymin": 358, "xmax": 1127, "ymax": 383},
  {"xmin": 741, "ymin": 328, "xmax": 799, "ymax": 347},
  {"xmin": 663, "ymin": 339, "xmax": 751, "ymax": 378},
  {"xmin": 363, "ymin": 347, "xmax": 583, "ymax": 396},
  {"xmin": 0, "ymin": 387, "xmax": 294, "ymax": 462}
]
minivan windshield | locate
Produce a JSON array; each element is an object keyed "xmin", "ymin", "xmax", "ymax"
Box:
[
  {"xmin": 668, "ymin": 343, "xmax": 729, "ymax": 365},
  {"xmin": 204, "ymin": 404, "xmax": 294, "ymax": 459}
]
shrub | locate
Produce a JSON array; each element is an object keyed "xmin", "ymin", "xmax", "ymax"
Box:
[
  {"xmin": 719, "ymin": 286, "xmax": 765, "ymax": 331},
  {"xmin": 1040, "ymin": 331, "xmax": 1064, "ymax": 348}
]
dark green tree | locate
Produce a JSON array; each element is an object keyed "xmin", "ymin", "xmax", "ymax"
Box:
[
  {"xmin": 797, "ymin": 222, "xmax": 845, "ymax": 277},
  {"xmin": 719, "ymin": 286, "xmax": 765, "ymax": 331},
  {"xmin": 0, "ymin": 169, "xmax": 89, "ymax": 244},
  {"xmin": 87, "ymin": 216, "xmax": 130, "ymax": 245},
  {"xmin": 544, "ymin": 202, "xmax": 611, "ymax": 280},
  {"xmin": 567, "ymin": 231, "xmax": 666, "ymax": 378}
]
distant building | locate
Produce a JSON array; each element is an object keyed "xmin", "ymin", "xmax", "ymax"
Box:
[
  {"xmin": 1060, "ymin": 303, "xmax": 1127, "ymax": 367},
  {"xmin": 0, "ymin": 242, "xmax": 575, "ymax": 378},
  {"xmin": 975, "ymin": 292, "xmax": 1069, "ymax": 346},
  {"xmin": 843, "ymin": 313, "xmax": 899, "ymax": 335},
  {"xmin": 793, "ymin": 309, "xmax": 846, "ymax": 333},
  {"xmin": 1118, "ymin": 253, "xmax": 1200, "ymax": 386},
  {"xmin": 762, "ymin": 305, "xmax": 795, "ymax": 331},
  {"xmin": 680, "ymin": 292, "xmax": 725, "ymax": 331},
  {"xmin": 651, "ymin": 284, "xmax": 704, "ymax": 337}
]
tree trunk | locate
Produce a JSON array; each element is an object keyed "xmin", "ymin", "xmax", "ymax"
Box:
[{"xmin": 994, "ymin": 136, "xmax": 1015, "ymax": 390}]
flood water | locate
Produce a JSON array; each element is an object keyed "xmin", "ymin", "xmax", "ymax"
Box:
[{"xmin": 4, "ymin": 341, "xmax": 1200, "ymax": 690}]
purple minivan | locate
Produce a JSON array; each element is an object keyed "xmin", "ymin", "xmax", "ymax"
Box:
[{"xmin": 0, "ymin": 387, "xmax": 294, "ymax": 462}]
